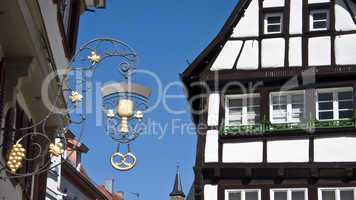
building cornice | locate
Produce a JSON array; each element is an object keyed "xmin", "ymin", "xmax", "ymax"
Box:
[{"xmin": 62, "ymin": 161, "xmax": 108, "ymax": 200}]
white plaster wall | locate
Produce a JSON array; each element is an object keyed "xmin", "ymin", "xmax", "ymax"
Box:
[
  {"xmin": 335, "ymin": 34, "xmax": 356, "ymax": 65},
  {"xmin": 262, "ymin": 38, "xmax": 285, "ymax": 68},
  {"xmin": 263, "ymin": 0, "xmax": 285, "ymax": 8},
  {"xmin": 223, "ymin": 142, "xmax": 263, "ymax": 163},
  {"xmin": 211, "ymin": 41, "xmax": 243, "ymax": 71},
  {"xmin": 204, "ymin": 185, "xmax": 218, "ymax": 200},
  {"xmin": 267, "ymin": 140, "xmax": 309, "ymax": 163},
  {"xmin": 46, "ymin": 149, "xmax": 62, "ymax": 200},
  {"xmin": 38, "ymin": 0, "xmax": 69, "ymax": 71},
  {"xmin": 236, "ymin": 40, "xmax": 259, "ymax": 70},
  {"xmin": 205, "ymin": 130, "xmax": 219, "ymax": 163},
  {"xmin": 207, "ymin": 93, "xmax": 220, "ymax": 126},
  {"xmin": 46, "ymin": 171, "xmax": 61, "ymax": 200},
  {"xmin": 308, "ymin": 37, "xmax": 331, "ymax": 66},
  {"xmin": 289, "ymin": 37, "xmax": 302, "ymax": 67},
  {"xmin": 314, "ymin": 137, "xmax": 356, "ymax": 162},
  {"xmin": 232, "ymin": 0, "xmax": 259, "ymax": 37},
  {"xmin": 309, "ymin": 0, "xmax": 330, "ymax": 3},
  {"xmin": 290, "ymin": 0, "xmax": 303, "ymax": 34},
  {"xmin": 335, "ymin": 0, "xmax": 356, "ymax": 31}
]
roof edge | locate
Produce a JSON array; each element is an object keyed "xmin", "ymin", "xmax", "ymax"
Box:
[{"xmin": 181, "ymin": 0, "xmax": 251, "ymax": 79}]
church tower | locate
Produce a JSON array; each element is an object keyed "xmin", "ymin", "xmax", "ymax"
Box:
[{"xmin": 169, "ymin": 165, "xmax": 185, "ymax": 200}]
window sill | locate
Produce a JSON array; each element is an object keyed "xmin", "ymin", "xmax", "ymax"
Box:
[{"xmin": 222, "ymin": 119, "xmax": 356, "ymax": 136}]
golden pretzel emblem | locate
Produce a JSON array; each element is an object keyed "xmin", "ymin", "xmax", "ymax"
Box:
[{"xmin": 110, "ymin": 152, "xmax": 137, "ymax": 171}]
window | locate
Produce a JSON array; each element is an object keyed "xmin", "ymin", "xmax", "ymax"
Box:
[
  {"xmin": 265, "ymin": 13, "xmax": 283, "ymax": 34},
  {"xmin": 225, "ymin": 94, "xmax": 260, "ymax": 126},
  {"xmin": 270, "ymin": 91, "xmax": 305, "ymax": 123},
  {"xmin": 316, "ymin": 88, "xmax": 353, "ymax": 121},
  {"xmin": 310, "ymin": 10, "xmax": 329, "ymax": 31},
  {"xmin": 319, "ymin": 188, "xmax": 356, "ymax": 200},
  {"xmin": 59, "ymin": 0, "xmax": 72, "ymax": 36},
  {"xmin": 225, "ymin": 189, "xmax": 261, "ymax": 200},
  {"xmin": 271, "ymin": 189, "xmax": 308, "ymax": 200}
]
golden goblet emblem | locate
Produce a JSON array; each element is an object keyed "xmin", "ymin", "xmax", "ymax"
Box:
[{"xmin": 117, "ymin": 99, "xmax": 134, "ymax": 134}]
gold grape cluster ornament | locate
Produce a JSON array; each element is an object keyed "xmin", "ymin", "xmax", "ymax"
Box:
[
  {"xmin": 49, "ymin": 142, "xmax": 64, "ymax": 157},
  {"xmin": 6, "ymin": 143, "xmax": 26, "ymax": 174}
]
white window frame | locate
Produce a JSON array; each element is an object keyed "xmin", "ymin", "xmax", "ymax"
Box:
[
  {"xmin": 264, "ymin": 13, "xmax": 283, "ymax": 34},
  {"xmin": 225, "ymin": 189, "xmax": 261, "ymax": 200},
  {"xmin": 316, "ymin": 87, "xmax": 354, "ymax": 121},
  {"xmin": 225, "ymin": 94, "xmax": 260, "ymax": 126},
  {"xmin": 310, "ymin": 9, "xmax": 330, "ymax": 31},
  {"xmin": 318, "ymin": 187, "xmax": 356, "ymax": 200},
  {"xmin": 270, "ymin": 90, "xmax": 306, "ymax": 124},
  {"xmin": 270, "ymin": 188, "xmax": 308, "ymax": 200}
]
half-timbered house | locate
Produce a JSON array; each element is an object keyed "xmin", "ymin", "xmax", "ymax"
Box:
[{"xmin": 182, "ymin": 0, "xmax": 356, "ymax": 200}]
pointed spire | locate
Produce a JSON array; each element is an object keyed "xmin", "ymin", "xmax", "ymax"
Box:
[{"xmin": 170, "ymin": 163, "xmax": 185, "ymax": 197}]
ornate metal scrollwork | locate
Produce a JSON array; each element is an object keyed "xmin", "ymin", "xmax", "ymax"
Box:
[{"xmin": 0, "ymin": 38, "xmax": 148, "ymax": 178}]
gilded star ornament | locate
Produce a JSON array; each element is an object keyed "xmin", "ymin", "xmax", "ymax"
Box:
[
  {"xmin": 134, "ymin": 111, "xmax": 143, "ymax": 121},
  {"xmin": 88, "ymin": 51, "xmax": 101, "ymax": 64},
  {"xmin": 6, "ymin": 143, "xmax": 26, "ymax": 173},
  {"xmin": 49, "ymin": 142, "xmax": 64, "ymax": 157},
  {"xmin": 106, "ymin": 109, "xmax": 115, "ymax": 118},
  {"xmin": 69, "ymin": 91, "xmax": 83, "ymax": 104}
]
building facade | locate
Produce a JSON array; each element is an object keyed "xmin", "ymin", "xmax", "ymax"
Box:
[
  {"xmin": 182, "ymin": 0, "xmax": 356, "ymax": 200},
  {"xmin": 0, "ymin": 0, "xmax": 105, "ymax": 199},
  {"xmin": 46, "ymin": 131, "xmax": 108, "ymax": 200}
]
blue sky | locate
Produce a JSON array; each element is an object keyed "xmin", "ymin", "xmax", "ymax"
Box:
[{"xmin": 76, "ymin": 0, "xmax": 238, "ymax": 199}]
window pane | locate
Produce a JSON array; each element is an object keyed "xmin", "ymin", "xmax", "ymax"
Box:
[
  {"xmin": 246, "ymin": 191, "xmax": 259, "ymax": 200},
  {"xmin": 339, "ymin": 101, "xmax": 353, "ymax": 110},
  {"xmin": 319, "ymin": 111, "xmax": 333, "ymax": 120},
  {"xmin": 291, "ymin": 109, "xmax": 304, "ymax": 122},
  {"xmin": 274, "ymin": 191, "xmax": 288, "ymax": 200},
  {"xmin": 247, "ymin": 106, "xmax": 259, "ymax": 114},
  {"xmin": 340, "ymin": 190, "xmax": 354, "ymax": 200},
  {"xmin": 230, "ymin": 99, "xmax": 243, "ymax": 107},
  {"xmin": 322, "ymin": 191, "xmax": 336, "ymax": 200},
  {"xmin": 229, "ymin": 192, "xmax": 241, "ymax": 200},
  {"xmin": 230, "ymin": 107, "xmax": 242, "ymax": 113},
  {"xmin": 319, "ymin": 93, "xmax": 333, "ymax": 101},
  {"xmin": 273, "ymin": 95, "xmax": 287, "ymax": 104},
  {"xmin": 338, "ymin": 91, "xmax": 353, "ymax": 100},
  {"xmin": 291, "ymin": 94, "xmax": 304, "ymax": 122},
  {"xmin": 229, "ymin": 105, "xmax": 242, "ymax": 125},
  {"xmin": 313, "ymin": 12, "xmax": 327, "ymax": 20},
  {"xmin": 268, "ymin": 25, "xmax": 281, "ymax": 32},
  {"xmin": 319, "ymin": 102, "xmax": 333, "ymax": 110},
  {"xmin": 272, "ymin": 94, "xmax": 287, "ymax": 122},
  {"xmin": 314, "ymin": 21, "xmax": 327, "ymax": 29},
  {"xmin": 339, "ymin": 110, "xmax": 353, "ymax": 119},
  {"xmin": 292, "ymin": 94, "xmax": 304, "ymax": 103},
  {"xmin": 268, "ymin": 16, "xmax": 281, "ymax": 23},
  {"xmin": 273, "ymin": 105, "xmax": 287, "ymax": 110},
  {"xmin": 248, "ymin": 97, "xmax": 260, "ymax": 106},
  {"xmin": 292, "ymin": 191, "xmax": 305, "ymax": 200}
]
